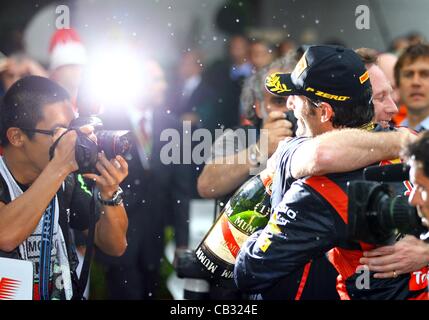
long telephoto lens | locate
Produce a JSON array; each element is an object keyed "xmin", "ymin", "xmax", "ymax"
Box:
[
  {"xmin": 376, "ymin": 195, "xmax": 425, "ymax": 238},
  {"xmin": 348, "ymin": 181, "xmax": 427, "ymax": 244}
]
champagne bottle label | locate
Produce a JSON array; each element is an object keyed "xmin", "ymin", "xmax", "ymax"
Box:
[
  {"xmin": 226, "ymin": 206, "xmax": 270, "ymax": 236},
  {"xmin": 195, "ymin": 170, "xmax": 274, "ymax": 280},
  {"xmin": 203, "ymin": 214, "xmax": 251, "ymax": 265}
]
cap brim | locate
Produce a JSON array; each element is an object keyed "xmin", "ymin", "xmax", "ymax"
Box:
[{"xmin": 265, "ymin": 72, "xmax": 300, "ymax": 97}]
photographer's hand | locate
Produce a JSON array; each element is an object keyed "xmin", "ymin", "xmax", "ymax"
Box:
[
  {"xmin": 50, "ymin": 128, "xmax": 79, "ymax": 174},
  {"xmin": 261, "ymin": 111, "xmax": 293, "ymax": 157},
  {"xmin": 83, "ymin": 152, "xmax": 129, "ymax": 257},
  {"xmin": 50, "ymin": 125, "xmax": 96, "ymax": 175},
  {"xmin": 359, "ymin": 235, "xmax": 429, "ymax": 278},
  {"xmin": 83, "ymin": 152, "xmax": 128, "ymax": 198}
]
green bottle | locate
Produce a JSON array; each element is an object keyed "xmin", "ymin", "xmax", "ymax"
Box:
[{"xmin": 195, "ymin": 169, "xmax": 273, "ymax": 281}]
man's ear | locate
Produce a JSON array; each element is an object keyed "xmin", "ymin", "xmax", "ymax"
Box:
[
  {"xmin": 6, "ymin": 128, "xmax": 26, "ymax": 147},
  {"xmin": 320, "ymin": 102, "xmax": 334, "ymax": 123}
]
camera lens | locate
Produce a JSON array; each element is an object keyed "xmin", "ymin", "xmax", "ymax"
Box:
[
  {"xmin": 96, "ymin": 130, "xmax": 132, "ymax": 159},
  {"xmin": 380, "ymin": 196, "xmax": 425, "ymax": 236}
]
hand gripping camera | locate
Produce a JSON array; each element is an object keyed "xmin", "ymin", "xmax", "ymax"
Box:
[{"xmin": 49, "ymin": 116, "xmax": 132, "ymax": 174}]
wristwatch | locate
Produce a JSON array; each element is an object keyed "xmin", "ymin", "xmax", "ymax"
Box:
[{"xmin": 97, "ymin": 187, "xmax": 124, "ymax": 206}]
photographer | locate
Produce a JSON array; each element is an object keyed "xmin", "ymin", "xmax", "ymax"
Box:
[
  {"xmin": 360, "ymin": 131, "xmax": 429, "ymax": 279},
  {"xmin": 235, "ymin": 45, "xmax": 428, "ymax": 300},
  {"xmin": 197, "ymin": 54, "xmax": 297, "ymax": 200},
  {"xmin": 0, "ymin": 76, "xmax": 128, "ymax": 300},
  {"xmin": 95, "ymin": 59, "xmax": 192, "ymax": 300},
  {"xmin": 408, "ymin": 131, "xmax": 429, "ymax": 220}
]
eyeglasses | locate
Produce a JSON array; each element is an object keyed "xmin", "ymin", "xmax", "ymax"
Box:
[{"xmin": 18, "ymin": 128, "xmax": 57, "ymax": 136}]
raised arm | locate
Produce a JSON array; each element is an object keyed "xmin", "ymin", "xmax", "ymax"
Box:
[
  {"xmin": 290, "ymin": 128, "xmax": 416, "ymax": 179},
  {"xmin": 198, "ymin": 112, "xmax": 292, "ymax": 199}
]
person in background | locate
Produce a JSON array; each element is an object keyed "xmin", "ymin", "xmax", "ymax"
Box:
[
  {"xmin": 167, "ymin": 49, "xmax": 216, "ymax": 199},
  {"xmin": 377, "ymin": 53, "xmax": 400, "ymax": 104},
  {"xmin": 168, "ymin": 50, "xmax": 216, "ymax": 133},
  {"xmin": 390, "ymin": 31, "xmax": 426, "ymax": 56},
  {"xmin": 0, "ymin": 52, "xmax": 47, "ymax": 96},
  {"xmin": 228, "ymin": 35, "xmax": 253, "ymax": 81},
  {"xmin": 376, "ymin": 52, "xmax": 404, "ymax": 125},
  {"xmin": 48, "ymin": 28, "xmax": 87, "ymax": 111},
  {"xmin": 198, "ymin": 54, "xmax": 296, "ymax": 200},
  {"xmin": 278, "ymin": 39, "xmax": 296, "ymax": 57},
  {"xmin": 249, "ymin": 39, "xmax": 276, "ymax": 71},
  {"xmin": 406, "ymin": 131, "xmax": 429, "ymax": 223},
  {"xmin": 355, "ymin": 48, "xmax": 399, "ymax": 128},
  {"xmin": 96, "ymin": 59, "xmax": 192, "ymax": 300},
  {"xmin": 205, "ymin": 34, "xmax": 252, "ymax": 131},
  {"xmin": 394, "ymin": 43, "xmax": 429, "ymax": 131}
]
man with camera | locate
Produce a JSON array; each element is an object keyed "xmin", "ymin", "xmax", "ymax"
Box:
[
  {"xmin": 407, "ymin": 131, "xmax": 429, "ymax": 223},
  {"xmin": 234, "ymin": 45, "xmax": 428, "ymax": 299},
  {"xmin": 0, "ymin": 76, "xmax": 128, "ymax": 300},
  {"xmin": 197, "ymin": 54, "xmax": 297, "ymax": 200},
  {"xmin": 359, "ymin": 131, "xmax": 429, "ymax": 279}
]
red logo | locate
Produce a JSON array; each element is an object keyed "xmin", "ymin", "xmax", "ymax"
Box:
[
  {"xmin": 0, "ymin": 277, "xmax": 21, "ymax": 300},
  {"xmin": 409, "ymin": 267, "xmax": 429, "ymax": 291}
]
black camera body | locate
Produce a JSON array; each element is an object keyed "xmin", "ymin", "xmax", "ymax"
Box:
[
  {"xmin": 285, "ymin": 111, "xmax": 298, "ymax": 137},
  {"xmin": 50, "ymin": 116, "xmax": 132, "ymax": 174},
  {"xmin": 347, "ymin": 164, "xmax": 427, "ymax": 245}
]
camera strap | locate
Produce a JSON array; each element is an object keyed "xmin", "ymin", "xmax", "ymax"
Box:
[
  {"xmin": 48, "ymin": 129, "xmax": 75, "ymax": 161},
  {"xmin": 38, "ymin": 198, "xmax": 56, "ymax": 300},
  {"xmin": 71, "ymin": 186, "xmax": 97, "ymax": 300},
  {"xmin": 47, "ymin": 129, "xmax": 97, "ymax": 300}
]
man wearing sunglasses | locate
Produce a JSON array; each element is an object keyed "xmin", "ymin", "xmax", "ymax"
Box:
[{"xmin": 0, "ymin": 76, "xmax": 128, "ymax": 300}]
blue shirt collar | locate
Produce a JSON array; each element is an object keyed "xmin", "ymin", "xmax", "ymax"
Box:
[{"xmin": 400, "ymin": 115, "xmax": 429, "ymax": 132}]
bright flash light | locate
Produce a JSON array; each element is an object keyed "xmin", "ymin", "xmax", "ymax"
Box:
[{"xmin": 88, "ymin": 47, "xmax": 147, "ymax": 108}]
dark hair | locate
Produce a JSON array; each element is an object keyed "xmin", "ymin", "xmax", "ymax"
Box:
[
  {"xmin": 403, "ymin": 131, "xmax": 429, "ymax": 178},
  {"xmin": 355, "ymin": 47, "xmax": 378, "ymax": 66},
  {"xmin": 0, "ymin": 76, "xmax": 70, "ymax": 146},
  {"xmin": 394, "ymin": 43, "xmax": 429, "ymax": 86},
  {"xmin": 324, "ymin": 87, "xmax": 374, "ymax": 128},
  {"xmin": 406, "ymin": 31, "xmax": 426, "ymax": 45}
]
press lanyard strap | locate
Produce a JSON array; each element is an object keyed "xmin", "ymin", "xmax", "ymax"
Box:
[
  {"xmin": 72, "ymin": 187, "xmax": 96, "ymax": 300},
  {"xmin": 38, "ymin": 198, "xmax": 56, "ymax": 300}
]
